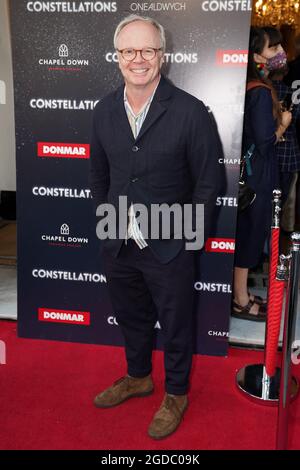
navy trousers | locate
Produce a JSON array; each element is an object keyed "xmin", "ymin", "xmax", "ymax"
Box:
[
  {"xmin": 102, "ymin": 238, "xmax": 196, "ymax": 395},
  {"xmin": 280, "ymin": 172, "xmax": 294, "ymax": 207}
]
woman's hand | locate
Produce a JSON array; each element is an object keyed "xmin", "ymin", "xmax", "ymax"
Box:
[
  {"xmin": 281, "ymin": 110, "xmax": 292, "ymax": 129},
  {"xmin": 275, "ymin": 111, "xmax": 292, "ymax": 143}
]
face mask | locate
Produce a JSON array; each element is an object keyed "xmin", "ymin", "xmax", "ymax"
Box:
[{"xmin": 265, "ymin": 51, "xmax": 287, "ymax": 72}]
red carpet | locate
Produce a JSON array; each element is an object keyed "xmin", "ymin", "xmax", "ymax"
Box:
[{"xmin": 0, "ymin": 320, "xmax": 299, "ymax": 450}]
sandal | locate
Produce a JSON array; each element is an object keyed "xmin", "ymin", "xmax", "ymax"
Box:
[
  {"xmin": 231, "ymin": 299, "xmax": 267, "ymax": 322},
  {"xmin": 248, "ymin": 292, "xmax": 267, "ymax": 312}
]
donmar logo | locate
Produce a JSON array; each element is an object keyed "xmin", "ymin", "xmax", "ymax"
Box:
[
  {"xmin": 59, "ymin": 44, "xmax": 68, "ymax": 57},
  {"xmin": 216, "ymin": 50, "xmax": 248, "ymax": 66},
  {"xmin": 0, "ymin": 80, "xmax": 6, "ymax": 105},
  {"xmin": 38, "ymin": 308, "xmax": 90, "ymax": 325},
  {"xmin": 0, "ymin": 341, "xmax": 6, "ymax": 365},
  {"xmin": 37, "ymin": 142, "xmax": 90, "ymax": 159},
  {"xmin": 205, "ymin": 238, "xmax": 235, "ymax": 253}
]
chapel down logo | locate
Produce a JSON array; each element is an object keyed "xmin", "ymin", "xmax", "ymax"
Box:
[
  {"xmin": 61, "ymin": 223, "xmax": 69, "ymax": 235},
  {"xmin": 41, "ymin": 223, "xmax": 89, "ymax": 248},
  {"xmin": 59, "ymin": 44, "xmax": 68, "ymax": 57},
  {"xmin": 38, "ymin": 43, "xmax": 90, "ymax": 71}
]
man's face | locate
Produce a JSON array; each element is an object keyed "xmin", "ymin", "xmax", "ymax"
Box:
[{"xmin": 116, "ymin": 20, "xmax": 164, "ymax": 90}]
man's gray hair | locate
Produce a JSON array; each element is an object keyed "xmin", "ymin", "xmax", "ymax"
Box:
[{"xmin": 113, "ymin": 14, "xmax": 166, "ymax": 52}]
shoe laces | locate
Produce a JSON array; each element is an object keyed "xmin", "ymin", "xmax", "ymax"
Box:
[
  {"xmin": 113, "ymin": 376, "xmax": 130, "ymax": 390},
  {"xmin": 163, "ymin": 394, "xmax": 185, "ymax": 419}
]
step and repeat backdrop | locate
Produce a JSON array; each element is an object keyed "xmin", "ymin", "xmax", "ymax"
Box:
[{"xmin": 10, "ymin": 0, "xmax": 252, "ymax": 355}]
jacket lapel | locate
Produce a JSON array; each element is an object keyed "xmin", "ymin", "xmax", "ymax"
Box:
[
  {"xmin": 136, "ymin": 100, "xmax": 166, "ymax": 142},
  {"xmin": 112, "ymin": 85, "xmax": 135, "ymax": 142},
  {"xmin": 136, "ymin": 76, "xmax": 173, "ymax": 142}
]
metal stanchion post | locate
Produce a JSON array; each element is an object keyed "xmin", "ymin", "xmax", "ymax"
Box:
[
  {"xmin": 236, "ymin": 190, "xmax": 282, "ymax": 403},
  {"xmin": 236, "ymin": 191, "xmax": 299, "ymax": 405},
  {"xmin": 261, "ymin": 190, "xmax": 282, "ymax": 401},
  {"xmin": 236, "ymin": 260, "xmax": 291, "ymax": 404},
  {"xmin": 276, "ymin": 232, "xmax": 300, "ymax": 450}
]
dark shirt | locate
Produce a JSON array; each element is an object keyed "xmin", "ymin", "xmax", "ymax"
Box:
[
  {"xmin": 272, "ymin": 79, "xmax": 300, "ymax": 173},
  {"xmin": 284, "ymin": 56, "xmax": 300, "ymax": 87}
]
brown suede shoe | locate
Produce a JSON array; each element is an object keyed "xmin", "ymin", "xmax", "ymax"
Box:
[
  {"xmin": 148, "ymin": 393, "xmax": 188, "ymax": 440},
  {"xmin": 94, "ymin": 375, "xmax": 154, "ymax": 408}
]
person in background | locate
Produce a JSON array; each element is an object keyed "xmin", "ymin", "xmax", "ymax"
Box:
[
  {"xmin": 284, "ymin": 33, "xmax": 300, "ymax": 89},
  {"xmin": 232, "ymin": 26, "xmax": 292, "ymax": 322},
  {"xmin": 266, "ymin": 27, "xmax": 300, "ymax": 209},
  {"xmin": 284, "ymin": 33, "xmax": 300, "ymax": 230}
]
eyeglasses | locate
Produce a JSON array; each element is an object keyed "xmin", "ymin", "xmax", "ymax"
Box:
[{"xmin": 117, "ymin": 47, "xmax": 162, "ymax": 61}]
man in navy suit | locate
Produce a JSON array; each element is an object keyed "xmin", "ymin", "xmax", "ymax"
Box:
[{"xmin": 90, "ymin": 14, "xmax": 221, "ymax": 439}]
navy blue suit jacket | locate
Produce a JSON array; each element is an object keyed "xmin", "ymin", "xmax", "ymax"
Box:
[{"xmin": 89, "ymin": 75, "xmax": 221, "ymax": 263}]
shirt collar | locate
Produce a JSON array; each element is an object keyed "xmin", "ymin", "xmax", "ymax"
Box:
[{"xmin": 124, "ymin": 76, "xmax": 161, "ymax": 118}]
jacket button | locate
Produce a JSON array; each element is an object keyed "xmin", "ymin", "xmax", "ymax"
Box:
[
  {"xmin": 132, "ymin": 145, "xmax": 139, "ymax": 152},
  {"xmin": 131, "ymin": 177, "xmax": 139, "ymax": 183}
]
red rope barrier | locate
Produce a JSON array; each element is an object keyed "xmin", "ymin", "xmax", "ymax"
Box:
[
  {"xmin": 265, "ymin": 278, "xmax": 285, "ymax": 376},
  {"xmin": 269, "ymin": 228, "xmax": 280, "ymax": 284},
  {"xmin": 265, "ymin": 228, "xmax": 284, "ymax": 377}
]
